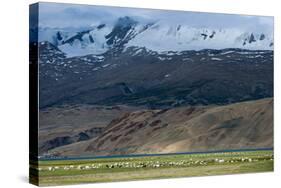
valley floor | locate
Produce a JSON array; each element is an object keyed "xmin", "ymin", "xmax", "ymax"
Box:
[{"xmin": 30, "ymin": 149, "xmax": 273, "ymax": 186}]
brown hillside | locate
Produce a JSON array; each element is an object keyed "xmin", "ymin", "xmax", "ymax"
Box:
[{"xmin": 50, "ymin": 98, "xmax": 273, "ymax": 156}]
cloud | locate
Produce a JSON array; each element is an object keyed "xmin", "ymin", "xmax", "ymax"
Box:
[{"xmin": 258, "ymin": 17, "xmax": 274, "ymax": 26}]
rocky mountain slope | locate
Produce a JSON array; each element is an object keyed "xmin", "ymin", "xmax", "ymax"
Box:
[
  {"xmin": 38, "ymin": 44, "xmax": 273, "ymax": 109},
  {"xmin": 48, "ymin": 98, "xmax": 273, "ymax": 156},
  {"xmin": 39, "ymin": 105, "xmax": 139, "ymax": 154}
]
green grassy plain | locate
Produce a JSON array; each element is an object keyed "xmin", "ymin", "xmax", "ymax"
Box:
[{"xmin": 31, "ymin": 150, "xmax": 273, "ymax": 186}]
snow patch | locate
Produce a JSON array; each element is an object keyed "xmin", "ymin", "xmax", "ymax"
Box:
[
  {"xmin": 211, "ymin": 57, "xmax": 222, "ymax": 61},
  {"xmin": 102, "ymin": 64, "xmax": 110, "ymax": 68}
]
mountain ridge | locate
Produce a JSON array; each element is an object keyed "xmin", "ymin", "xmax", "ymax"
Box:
[{"xmin": 38, "ymin": 16, "xmax": 274, "ymax": 57}]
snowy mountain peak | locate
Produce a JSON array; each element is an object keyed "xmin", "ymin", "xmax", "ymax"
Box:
[
  {"xmin": 115, "ymin": 16, "xmax": 138, "ymax": 28},
  {"xmin": 38, "ymin": 16, "xmax": 273, "ymax": 57}
]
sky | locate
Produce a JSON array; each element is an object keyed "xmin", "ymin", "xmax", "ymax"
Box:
[{"xmin": 37, "ymin": 2, "xmax": 273, "ymax": 33}]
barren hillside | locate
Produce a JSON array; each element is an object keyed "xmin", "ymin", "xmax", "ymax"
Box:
[{"xmin": 48, "ymin": 98, "xmax": 273, "ymax": 156}]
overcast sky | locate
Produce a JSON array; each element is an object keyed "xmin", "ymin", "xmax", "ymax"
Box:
[{"xmin": 38, "ymin": 2, "xmax": 273, "ymax": 33}]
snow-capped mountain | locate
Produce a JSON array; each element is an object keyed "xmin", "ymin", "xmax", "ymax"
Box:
[
  {"xmin": 38, "ymin": 16, "xmax": 273, "ymax": 57},
  {"xmin": 126, "ymin": 23, "xmax": 273, "ymax": 52},
  {"xmin": 36, "ymin": 16, "xmax": 273, "ymax": 109}
]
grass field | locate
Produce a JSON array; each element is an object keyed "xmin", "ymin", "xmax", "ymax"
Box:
[{"xmin": 30, "ymin": 150, "xmax": 273, "ymax": 186}]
